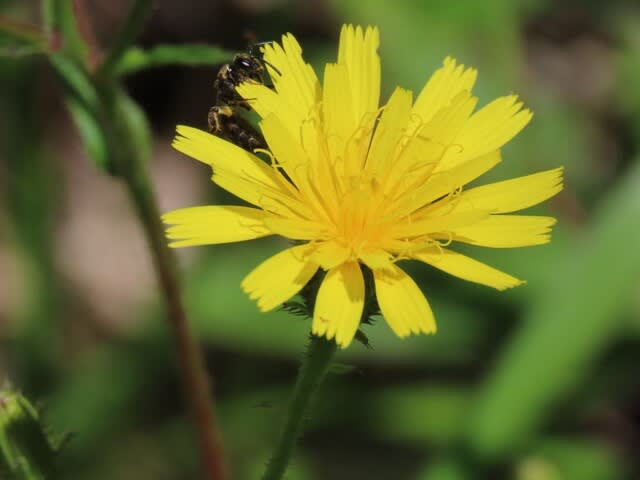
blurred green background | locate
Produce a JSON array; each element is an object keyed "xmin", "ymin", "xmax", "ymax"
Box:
[{"xmin": 1, "ymin": 0, "xmax": 640, "ymax": 479}]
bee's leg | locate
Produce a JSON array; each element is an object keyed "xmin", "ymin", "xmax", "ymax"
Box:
[
  {"xmin": 208, "ymin": 105, "xmax": 234, "ymax": 133},
  {"xmin": 207, "ymin": 106, "xmax": 219, "ymax": 133}
]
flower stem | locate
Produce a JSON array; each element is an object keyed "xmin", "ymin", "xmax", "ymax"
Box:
[
  {"xmin": 123, "ymin": 142, "xmax": 228, "ymax": 480},
  {"xmin": 262, "ymin": 336, "xmax": 337, "ymax": 480},
  {"xmin": 95, "ymin": 81, "xmax": 227, "ymax": 479},
  {"xmin": 43, "ymin": 0, "xmax": 227, "ymax": 477}
]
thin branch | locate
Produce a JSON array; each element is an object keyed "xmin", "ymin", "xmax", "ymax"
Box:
[
  {"xmin": 0, "ymin": 15, "xmax": 46, "ymax": 47},
  {"xmin": 125, "ymin": 165, "xmax": 228, "ymax": 480},
  {"xmin": 97, "ymin": 0, "xmax": 153, "ymax": 77},
  {"xmin": 72, "ymin": 0, "xmax": 102, "ymax": 71}
]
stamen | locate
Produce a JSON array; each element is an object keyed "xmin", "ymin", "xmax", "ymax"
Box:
[
  {"xmin": 236, "ymin": 166, "xmax": 296, "ymax": 201},
  {"xmin": 246, "ymin": 221, "xmax": 270, "ymax": 235},
  {"xmin": 408, "ymin": 112, "xmax": 424, "ymax": 126},
  {"xmin": 291, "ymin": 242, "xmax": 315, "ymax": 262},
  {"xmin": 254, "ymin": 148, "xmax": 276, "ymax": 166},
  {"xmin": 431, "ymin": 241, "xmax": 444, "ymax": 258},
  {"xmin": 299, "ymin": 115, "xmax": 318, "ymax": 152},
  {"xmin": 437, "ymin": 232, "xmax": 453, "ymax": 247},
  {"xmin": 257, "ymin": 193, "xmax": 305, "ymax": 219},
  {"xmin": 306, "ymin": 172, "xmax": 339, "ymax": 227}
]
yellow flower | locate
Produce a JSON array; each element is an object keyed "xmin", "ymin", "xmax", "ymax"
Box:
[{"xmin": 163, "ymin": 25, "xmax": 563, "ymax": 348}]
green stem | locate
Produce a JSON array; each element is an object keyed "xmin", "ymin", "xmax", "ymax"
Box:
[
  {"xmin": 125, "ymin": 156, "xmax": 228, "ymax": 480},
  {"xmin": 97, "ymin": 84, "xmax": 227, "ymax": 479},
  {"xmin": 262, "ymin": 336, "xmax": 337, "ymax": 480},
  {"xmin": 47, "ymin": 0, "xmax": 227, "ymax": 474},
  {"xmin": 97, "ymin": 0, "xmax": 153, "ymax": 77}
]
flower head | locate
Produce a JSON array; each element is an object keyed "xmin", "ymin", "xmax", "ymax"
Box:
[{"xmin": 163, "ymin": 25, "xmax": 563, "ymax": 348}]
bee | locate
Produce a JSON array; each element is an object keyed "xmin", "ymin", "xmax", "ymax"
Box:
[
  {"xmin": 207, "ymin": 105, "xmax": 266, "ymax": 152},
  {"xmin": 208, "ymin": 43, "xmax": 279, "ymax": 152}
]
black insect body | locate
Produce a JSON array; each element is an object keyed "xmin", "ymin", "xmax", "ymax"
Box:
[
  {"xmin": 212, "ymin": 52, "xmax": 266, "ymax": 110},
  {"xmin": 207, "ymin": 105, "xmax": 266, "ymax": 152},
  {"xmin": 208, "ymin": 44, "xmax": 278, "ymax": 152}
]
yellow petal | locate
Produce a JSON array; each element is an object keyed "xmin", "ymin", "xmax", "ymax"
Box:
[
  {"xmin": 409, "ymin": 56, "xmax": 477, "ymax": 134},
  {"xmin": 392, "ymin": 210, "xmax": 489, "ymax": 238},
  {"xmin": 322, "ymin": 62, "xmax": 354, "ymax": 159},
  {"xmin": 173, "ymin": 126, "xmax": 289, "ymax": 208},
  {"xmin": 262, "ymin": 216, "xmax": 327, "ymax": 240},
  {"xmin": 383, "ymin": 90, "xmax": 478, "ymax": 199},
  {"xmin": 338, "ymin": 25, "xmax": 381, "ymax": 129},
  {"xmin": 456, "ymin": 167, "xmax": 564, "ymax": 214},
  {"xmin": 265, "ymin": 33, "xmax": 322, "ymax": 118},
  {"xmin": 446, "ymin": 215, "xmax": 557, "ymax": 248},
  {"xmin": 412, "ymin": 247, "xmax": 524, "ymax": 290},
  {"xmin": 236, "ymin": 83, "xmax": 300, "ymax": 139},
  {"xmin": 312, "ymin": 262, "xmax": 364, "ymax": 348},
  {"xmin": 259, "ymin": 114, "xmax": 309, "ymax": 187},
  {"xmin": 359, "ymin": 249, "xmax": 394, "ymax": 271},
  {"xmin": 163, "ymin": 205, "xmax": 272, "ymax": 247},
  {"xmin": 374, "ymin": 264, "xmax": 436, "ymax": 337},
  {"xmin": 365, "ymin": 87, "xmax": 413, "ymax": 175},
  {"xmin": 389, "ymin": 150, "xmax": 502, "ymax": 219},
  {"xmin": 438, "ymin": 95, "xmax": 533, "ymax": 170},
  {"xmin": 237, "ymin": 33, "xmax": 321, "ymax": 140},
  {"xmin": 241, "ymin": 244, "xmax": 318, "ymax": 312},
  {"xmin": 259, "ymin": 114, "xmax": 333, "ymax": 224},
  {"xmin": 415, "ymin": 90, "xmax": 478, "ymax": 149},
  {"xmin": 384, "ymin": 89, "xmax": 478, "ymax": 199},
  {"xmin": 308, "ymin": 241, "xmax": 351, "ymax": 270}
]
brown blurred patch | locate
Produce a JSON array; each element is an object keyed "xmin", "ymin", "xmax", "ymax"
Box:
[{"xmin": 51, "ymin": 117, "xmax": 206, "ymax": 332}]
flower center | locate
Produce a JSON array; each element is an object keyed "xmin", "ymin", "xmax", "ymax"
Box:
[{"xmin": 333, "ymin": 174, "xmax": 386, "ymax": 256}]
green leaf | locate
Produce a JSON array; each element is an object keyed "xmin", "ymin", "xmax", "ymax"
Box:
[
  {"xmin": 48, "ymin": 54, "xmax": 99, "ymax": 112},
  {"xmin": 113, "ymin": 88, "xmax": 152, "ymax": 163},
  {"xmin": 48, "ymin": 0, "xmax": 88, "ymax": 64},
  {"xmin": 468, "ymin": 158, "xmax": 640, "ymax": 458},
  {"xmin": 114, "ymin": 44, "xmax": 232, "ymax": 76},
  {"xmin": 65, "ymin": 96, "xmax": 108, "ymax": 170},
  {"xmin": 49, "ymin": 54, "xmax": 108, "ymax": 172}
]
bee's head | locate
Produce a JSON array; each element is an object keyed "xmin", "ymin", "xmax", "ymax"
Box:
[
  {"xmin": 248, "ymin": 42, "xmax": 282, "ymax": 77},
  {"xmin": 233, "ymin": 53, "xmax": 264, "ymax": 73}
]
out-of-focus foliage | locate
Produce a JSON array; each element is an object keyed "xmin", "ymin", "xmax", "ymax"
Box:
[
  {"xmin": 0, "ymin": 0, "xmax": 638, "ymax": 479},
  {"xmin": 469, "ymin": 159, "xmax": 640, "ymax": 458},
  {"xmin": 0, "ymin": 386, "xmax": 62, "ymax": 479},
  {"xmin": 114, "ymin": 45, "xmax": 231, "ymax": 76}
]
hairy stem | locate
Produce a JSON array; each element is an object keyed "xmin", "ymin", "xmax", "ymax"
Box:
[{"xmin": 262, "ymin": 336, "xmax": 337, "ymax": 480}]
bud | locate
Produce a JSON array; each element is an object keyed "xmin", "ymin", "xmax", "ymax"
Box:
[{"xmin": 0, "ymin": 387, "xmax": 58, "ymax": 479}]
